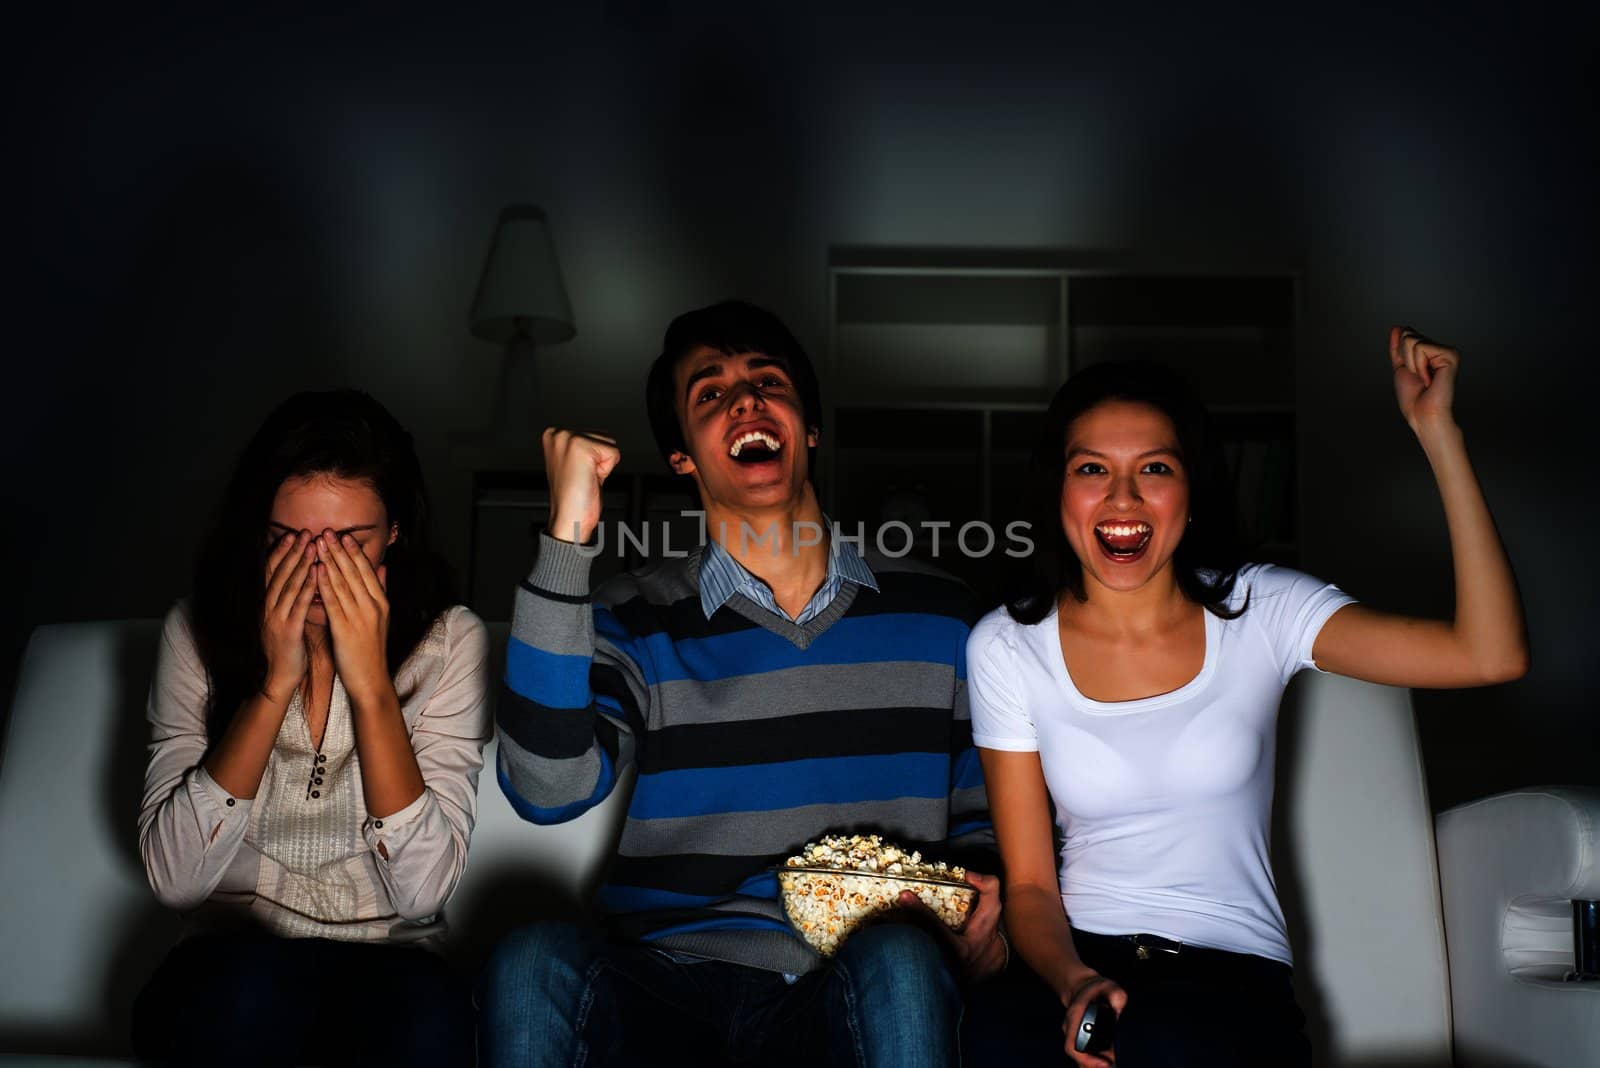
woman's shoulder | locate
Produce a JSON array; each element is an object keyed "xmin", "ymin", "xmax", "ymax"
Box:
[
  {"xmin": 437, "ymin": 603, "xmax": 486, "ymax": 634},
  {"xmin": 971, "ymin": 603, "xmax": 1018, "ymax": 641},
  {"xmin": 1207, "ymin": 563, "xmax": 1346, "ymax": 625},
  {"xmin": 394, "ymin": 605, "xmax": 488, "ymax": 697},
  {"xmin": 158, "ymin": 597, "xmax": 200, "ymax": 651},
  {"xmin": 968, "ymin": 602, "xmax": 1050, "ymax": 656},
  {"xmin": 1230, "ymin": 562, "xmax": 1333, "ymax": 599},
  {"xmin": 425, "ymin": 604, "xmax": 489, "ymax": 659},
  {"xmin": 160, "ymin": 596, "xmax": 194, "ymax": 625},
  {"xmin": 149, "ymin": 599, "xmax": 211, "ymax": 690}
]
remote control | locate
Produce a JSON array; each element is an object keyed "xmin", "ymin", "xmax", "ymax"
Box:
[{"xmin": 1073, "ymin": 997, "xmax": 1116, "ymax": 1055}]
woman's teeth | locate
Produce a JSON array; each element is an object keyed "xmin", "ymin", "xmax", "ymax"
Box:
[{"xmin": 1095, "ymin": 521, "xmax": 1153, "ymax": 555}]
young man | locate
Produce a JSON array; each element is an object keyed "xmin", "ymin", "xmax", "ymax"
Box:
[{"xmin": 479, "ymin": 301, "xmax": 1004, "ymax": 1067}]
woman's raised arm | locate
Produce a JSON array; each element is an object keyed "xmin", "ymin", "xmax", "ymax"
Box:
[{"xmin": 1313, "ymin": 326, "xmax": 1528, "ymax": 688}]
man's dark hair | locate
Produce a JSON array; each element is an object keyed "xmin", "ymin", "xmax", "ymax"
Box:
[
  {"xmin": 1006, "ymin": 360, "xmax": 1247, "ymax": 625},
  {"xmin": 645, "ymin": 300, "xmax": 824, "ymax": 482}
]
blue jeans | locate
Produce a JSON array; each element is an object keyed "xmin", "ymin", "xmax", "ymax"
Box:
[
  {"xmin": 477, "ymin": 919, "xmax": 962, "ymax": 1067},
  {"xmin": 132, "ymin": 931, "xmax": 474, "ymax": 1067}
]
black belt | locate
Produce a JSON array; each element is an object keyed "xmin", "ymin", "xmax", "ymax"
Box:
[
  {"xmin": 1073, "ymin": 927, "xmax": 1294, "ymax": 979},
  {"xmin": 1117, "ymin": 933, "xmax": 1185, "ymax": 959}
]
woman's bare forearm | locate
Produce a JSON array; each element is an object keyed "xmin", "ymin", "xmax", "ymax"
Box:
[
  {"xmin": 203, "ymin": 689, "xmax": 292, "ymax": 799},
  {"xmin": 1005, "ymin": 882, "xmax": 1097, "ymax": 998},
  {"xmin": 349, "ymin": 683, "xmax": 427, "ymax": 820}
]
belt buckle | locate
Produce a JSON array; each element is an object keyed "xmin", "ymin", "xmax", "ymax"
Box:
[{"xmin": 1133, "ymin": 934, "xmax": 1181, "ymax": 960}]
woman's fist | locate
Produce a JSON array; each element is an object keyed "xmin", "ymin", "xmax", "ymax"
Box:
[{"xmin": 1390, "ymin": 325, "xmax": 1460, "ymax": 435}]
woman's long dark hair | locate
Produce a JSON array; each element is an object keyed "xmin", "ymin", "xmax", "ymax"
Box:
[
  {"xmin": 1007, "ymin": 360, "xmax": 1246, "ymax": 625},
  {"xmin": 190, "ymin": 389, "xmax": 458, "ymax": 742}
]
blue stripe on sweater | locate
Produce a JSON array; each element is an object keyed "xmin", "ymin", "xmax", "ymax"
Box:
[
  {"xmin": 626, "ymin": 613, "xmax": 965, "ymax": 686},
  {"xmin": 505, "ymin": 637, "xmax": 591, "ymax": 710},
  {"xmin": 643, "ymin": 914, "xmax": 795, "ymax": 942},
  {"xmin": 951, "ymin": 748, "xmax": 985, "ymax": 791},
  {"xmin": 593, "ymin": 606, "xmax": 634, "ymax": 646},
  {"xmin": 596, "ymin": 884, "xmax": 721, "ymax": 912},
  {"xmin": 628, "ymin": 752, "xmax": 949, "ymax": 819},
  {"xmin": 497, "ymin": 747, "xmax": 616, "ymax": 824},
  {"xmin": 737, "ymin": 870, "xmax": 779, "ymax": 899},
  {"xmin": 596, "ymin": 871, "xmax": 780, "ymax": 916}
]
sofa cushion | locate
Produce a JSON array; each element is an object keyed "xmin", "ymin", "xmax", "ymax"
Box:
[
  {"xmin": 0, "ymin": 622, "xmax": 180, "ymax": 1056},
  {"xmin": 1272, "ymin": 670, "xmax": 1453, "ymax": 1064}
]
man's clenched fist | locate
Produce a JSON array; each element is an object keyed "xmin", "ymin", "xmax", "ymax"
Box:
[{"xmin": 543, "ymin": 428, "xmax": 622, "ymax": 544}]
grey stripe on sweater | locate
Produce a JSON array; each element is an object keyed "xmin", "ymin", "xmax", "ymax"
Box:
[
  {"xmin": 616, "ymin": 797, "xmax": 954, "ymax": 857},
  {"xmin": 644, "ymin": 662, "xmax": 960, "ymax": 728}
]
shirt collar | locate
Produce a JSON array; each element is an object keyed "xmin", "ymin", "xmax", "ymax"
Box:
[{"xmin": 697, "ymin": 520, "xmax": 879, "ymax": 620}]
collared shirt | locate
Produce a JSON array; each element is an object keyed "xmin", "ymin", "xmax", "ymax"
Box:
[{"xmin": 698, "ymin": 520, "xmax": 879, "ymax": 624}]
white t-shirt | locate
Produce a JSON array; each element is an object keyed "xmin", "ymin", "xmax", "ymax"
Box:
[{"xmin": 967, "ymin": 564, "xmax": 1355, "ymax": 965}]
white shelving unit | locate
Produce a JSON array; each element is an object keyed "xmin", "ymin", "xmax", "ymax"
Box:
[{"xmin": 823, "ymin": 253, "xmax": 1299, "ymax": 598}]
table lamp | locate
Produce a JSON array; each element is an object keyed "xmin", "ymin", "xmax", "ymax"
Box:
[{"xmin": 469, "ymin": 205, "xmax": 575, "ymax": 448}]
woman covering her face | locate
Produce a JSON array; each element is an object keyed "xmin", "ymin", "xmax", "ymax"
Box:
[
  {"xmin": 132, "ymin": 389, "xmax": 490, "ymax": 1068},
  {"xmin": 966, "ymin": 329, "xmax": 1527, "ymax": 1067}
]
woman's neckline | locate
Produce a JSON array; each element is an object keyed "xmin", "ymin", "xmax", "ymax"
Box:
[{"xmin": 1046, "ymin": 601, "xmax": 1219, "ymax": 715}]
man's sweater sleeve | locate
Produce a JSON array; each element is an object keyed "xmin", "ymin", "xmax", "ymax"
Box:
[{"xmin": 496, "ymin": 534, "xmax": 651, "ymax": 825}]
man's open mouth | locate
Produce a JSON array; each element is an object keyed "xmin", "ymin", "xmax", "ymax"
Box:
[
  {"xmin": 729, "ymin": 430, "xmax": 782, "ymax": 464},
  {"xmin": 1094, "ymin": 520, "xmax": 1153, "ymax": 558}
]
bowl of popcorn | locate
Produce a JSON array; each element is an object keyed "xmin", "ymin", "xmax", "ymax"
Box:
[{"xmin": 777, "ymin": 833, "xmax": 976, "ymax": 957}]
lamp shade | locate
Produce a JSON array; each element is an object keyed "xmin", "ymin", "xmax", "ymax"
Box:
[{"xmin": 469, "ymin": 205, "xmax": 576, "ymax": 346}]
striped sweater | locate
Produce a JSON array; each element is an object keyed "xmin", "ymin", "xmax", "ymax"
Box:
[{"xmin": 497, "ymin": 534, "xmax": 992, "ymax": 975}]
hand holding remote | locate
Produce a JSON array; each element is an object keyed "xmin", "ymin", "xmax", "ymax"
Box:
[
  {"xmin": 1074, "ymin": 997, "xmax": 1116, "ymax": 1055},
  {"xmin": 1062, "ymin": 973, "xmax": 1126, "ymax": 1067}
]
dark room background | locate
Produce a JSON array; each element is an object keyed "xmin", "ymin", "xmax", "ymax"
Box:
[{"xmin": 3, "ymin": 3, "xmax": 1595, "ymax": 809}]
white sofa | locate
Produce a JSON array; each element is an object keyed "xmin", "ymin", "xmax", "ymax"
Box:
[{"xmin": 0, "ymin": 620, "xmax": 1594, "ymax": 1066}]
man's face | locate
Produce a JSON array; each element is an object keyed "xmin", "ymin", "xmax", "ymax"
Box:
[{"xmin": 670, "ymin": 346, "xmax": 818, "ymax": 513}]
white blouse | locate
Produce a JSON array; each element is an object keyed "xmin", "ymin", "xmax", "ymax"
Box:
[{"xmin": 138, "ymin": 602, "xmax": 492, "ymax": 944}]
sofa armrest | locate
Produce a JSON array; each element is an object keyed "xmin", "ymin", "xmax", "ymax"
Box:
[{"xmin": 1435, "ymin": 786, "xmax": 1600, "ymax": 1067}]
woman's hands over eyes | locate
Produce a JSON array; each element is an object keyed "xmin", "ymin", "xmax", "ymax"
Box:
[
  {"xmin": 258, "ymin": 529, "xmax": 393, "ymax": 707},
  {"xmin": 261, "ymin": 531, "xmax": 317, "ymax": 701},
  {"xmin": 312, "ymin": 531, "xmax": 391, "ymax": 706},
  {"xmin": 1062, "ymin": 971, "xmax": 1128, "ymax": 1067}
]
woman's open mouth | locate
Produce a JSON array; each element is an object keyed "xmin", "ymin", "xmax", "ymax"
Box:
[{"xmin": 1094, "ymin": 520, "xmax": 1153, "ymax": 562}]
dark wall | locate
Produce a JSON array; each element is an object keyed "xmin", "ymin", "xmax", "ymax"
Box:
[{"xmin": 5, "ymin": 5, "xmax": 1595, "ymax": 808}]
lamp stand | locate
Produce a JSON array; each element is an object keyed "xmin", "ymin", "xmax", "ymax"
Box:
[{"xmin": 492, "ymin": 323, "xmax": 543, "ymax": 453}]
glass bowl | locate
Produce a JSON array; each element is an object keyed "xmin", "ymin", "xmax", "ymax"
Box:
[{"xmin": 776, "ymin": 865, "xmax": 976, "ymax": 957}]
